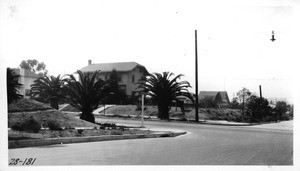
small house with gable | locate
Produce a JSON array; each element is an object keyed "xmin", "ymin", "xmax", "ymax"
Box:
[{"xmin": 199, "ymin": 91, "xmax": 230, "ymax": 107}]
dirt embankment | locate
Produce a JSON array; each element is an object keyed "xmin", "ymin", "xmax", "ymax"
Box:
[
  {"xmin": 101, "ymin": 105, "xmax": 243, "ymax": 121},
  {"xmin": 8, "ymin": 99, "xmax": 99, "ymax": 128}
]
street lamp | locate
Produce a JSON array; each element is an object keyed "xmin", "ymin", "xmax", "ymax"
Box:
[{"xmin": 137, "ymin": 93, "xmax": 145, "ymax": 127}]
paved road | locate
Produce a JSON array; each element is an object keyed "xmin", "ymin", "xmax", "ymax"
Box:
[{"xmin": 8, "ymin": 119, "xmax": 293, "ymax": 165}]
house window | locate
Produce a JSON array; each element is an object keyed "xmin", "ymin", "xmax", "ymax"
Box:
[
  {"xmin": 132, "ymin": 75, "xmax": 135, "ymax": 83},
  {"xmin": 119, "ymin": 85, "xmax": 126, "ymax": 94},
  {"xmin": 118, "ymin": 76, "xmax": 122, "ymax": 82},
  {"xmin": 25, "ymin": 89, "xmax": 31, "ymax": 96}
]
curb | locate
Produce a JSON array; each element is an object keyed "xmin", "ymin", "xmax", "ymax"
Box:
[
  {"xmin": 195, "ymin": 122, "xmax": 257, "ymax": 126},
  {"xmin": 8, "ymin": 131, "xmax": 186, "ymax": 149}
]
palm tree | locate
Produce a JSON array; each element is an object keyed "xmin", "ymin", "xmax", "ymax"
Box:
[
  {"xmin": 30, "ymin": 74, "xmax": 66, "ymax": 109},
  {"xmin": 137, "ymin": 72, "xmax": 193, "ymax": 120},
  {"xmin": 63, "ymin": 70, "xmax": 113, "ymax": 123},
  {"xmin": 7, "ymin": 68, "xmax": 23, "ymax": 104}
]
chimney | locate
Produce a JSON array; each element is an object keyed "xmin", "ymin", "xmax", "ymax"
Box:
[{"xmin": 88, "ymin": 60, "xmax": 92, "ymax": 66}]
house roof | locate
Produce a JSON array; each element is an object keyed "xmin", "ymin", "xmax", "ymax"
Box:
[
  {"xmin": 218, "ymin": 91, "xmax": 230, "ymax": 103},
  {"xmin": 199, "ymin": 91, "xmax": 219, "ymax": 99},
  {"xmin": 199, "ymin": 91, "xmax": 230, "ymax": 103},
  {"xmin": 80, "ymin": 62, "xmax": 149, "ymax": 74}
]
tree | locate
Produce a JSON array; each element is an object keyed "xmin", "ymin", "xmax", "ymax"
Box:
[
  {"xmin": 229, "ymin": 97, "xmax": 240, "ymax": 109},
  {"xmin": 63, "ymin": 70, "xmax": 113, "ymax": 123},
  {"xmin": 236, "ymin": 87, "xmax": 252, "ymax": 120},
  {"xmin": 30, "ymin": 75, "xmax": 66, "ymax": 109},
  {"xmin": 274, "ymin": 101, "xmax": 288, "ymax": 121},
  {"xmin": 7, "ymin": 68, "xmax": 23, "ymax": 104},
  {"xmin": 288, "ymin": 104, "xmax": 294, "ymax": 119},
  {"xmin": 137, "ymin": 72, "xmax": 193, "ymax": 120},
  {"xmin": 105, "ymin": 69, "xmax": 128, "ymax": 104},
  {"xmin": 19, "ymin": 59, "xmax": 48, "ymax": 76},
  {"xmin": 246, "ymin": 95, "xmax": 272, "ymax": 122}
]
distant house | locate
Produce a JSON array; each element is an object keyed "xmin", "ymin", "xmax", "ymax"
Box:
[
  {"xmin": 11, "ymin": 68, "xmax": 40, "ymax": 98},
  {"xmin": 79, "ymin": 60, "xmax": 149, "ymax": 97},
  {"xmin": 199, "ymin": 91, "xmax": 230, "ymax": 107}
]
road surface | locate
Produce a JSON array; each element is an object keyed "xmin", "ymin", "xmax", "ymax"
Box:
[{"xmin": 8, "ymin": 119, "xmax": 293, "ymax": 165}]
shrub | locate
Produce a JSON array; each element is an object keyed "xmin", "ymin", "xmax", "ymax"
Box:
[
  {"xmin": 77, "ymin": 129, "xmax": 84, "ymax": 134},
  {"xmin": 46, "ymin": 120, "xmax": 63, "ymax": 130},
  {"xmin": 11, "ymin": 116, "xmax": 41, "ymax": 133},
  {"xmin": 246, "ymin": 95, "xmax": 272, "ymax": 122},
  {"xmin": 64, "ymin": 126, "xmax": 75, "ymax": 130},
  {"xmin": 261, "ymin": 116, "xmax": 276, "ymax": 123},
  {"xmin": 110, "ymin": 130, "xmax": 123, "ymax": 135},
  {"xmin": 23, "ymin": 117, "xmax": 41, "ymax": 133},
  {"xmin": 11, "ymin": 123, "xmax": 23, "ymax": 131},
  {"xmin": 96, "ymin": 122, "xmax": 116, "ymax": 128},
  {"xmin": 281, "ymin": 113, "xmax": 290, "ymax": 121},
  {"xmin": 199, "ymin": 98, "xmax": 217, "ymax": 108}
]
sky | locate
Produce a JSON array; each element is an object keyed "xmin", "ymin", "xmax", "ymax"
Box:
[{"xmin": 0, "ymin": 0, "xmax": 299, "ymax": 103}]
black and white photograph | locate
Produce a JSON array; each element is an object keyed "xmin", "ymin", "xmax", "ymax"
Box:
[{"xmin": 0, "ymin": 0, "xmax": 299, "ymax": 170}]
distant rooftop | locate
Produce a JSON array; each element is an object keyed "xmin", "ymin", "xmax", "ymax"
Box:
[
  {"xmin": 199, "ymin": 91, "xmax": 230, "ymax": 103},
  {"xmin": 199, "ymin": 91, "xmax": 220, "ymax": 99},
  {"xmin": 80, "ymin": 61, "xmax": 149, "ymax": 74}
]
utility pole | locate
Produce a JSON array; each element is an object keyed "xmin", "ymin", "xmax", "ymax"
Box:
[
  {"xmin": 259, "ymin": 85, "xmax": 262, "ymax": 99},
  {"xmin": 195, "ymin": 30, "xmax": 199, "ymax": 122}
]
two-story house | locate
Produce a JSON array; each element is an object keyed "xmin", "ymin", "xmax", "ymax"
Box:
[
  {"xmin": 11, "ymin": 68, "xmax": 40, "ymax": 98},
  {"xmin": 79, "ymin": 60, "xmax": 149, "ymax": 98}
]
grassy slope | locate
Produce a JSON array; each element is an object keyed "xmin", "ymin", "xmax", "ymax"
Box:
[
  {"xmin": 8, "ymin": 99, "xmax": 53, "ymax": 112},
  {"xmin": 103, "ymin": 105, "xmax": 242, "ymax": 121},
  {"xmin": 185, "ymin": 108, "xmax": 242, "ymax": 121},
  {"xmin": 8, "ymin": 99, "xmax": 99, "ymax": 128}
]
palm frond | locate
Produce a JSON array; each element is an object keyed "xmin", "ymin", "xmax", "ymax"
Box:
[
  {"xmin": 62, "ymin": 70, "xmax": 113, "ymax": 123},
  {"xmin": 136, "ymin": 71, "xmax": 192, "ymax": 119}
]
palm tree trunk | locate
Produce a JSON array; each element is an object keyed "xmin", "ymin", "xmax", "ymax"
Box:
[
  {"xmin": 158, "ymin": 105, "xmax": 169, "ymax": 120},
  {"xmin": 50, "ymin": 98, "xmax": 59, "ymax": 110},
  {"xmin": 80, "ymin": 108, "xmax": 95, "ymax": 123}
]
